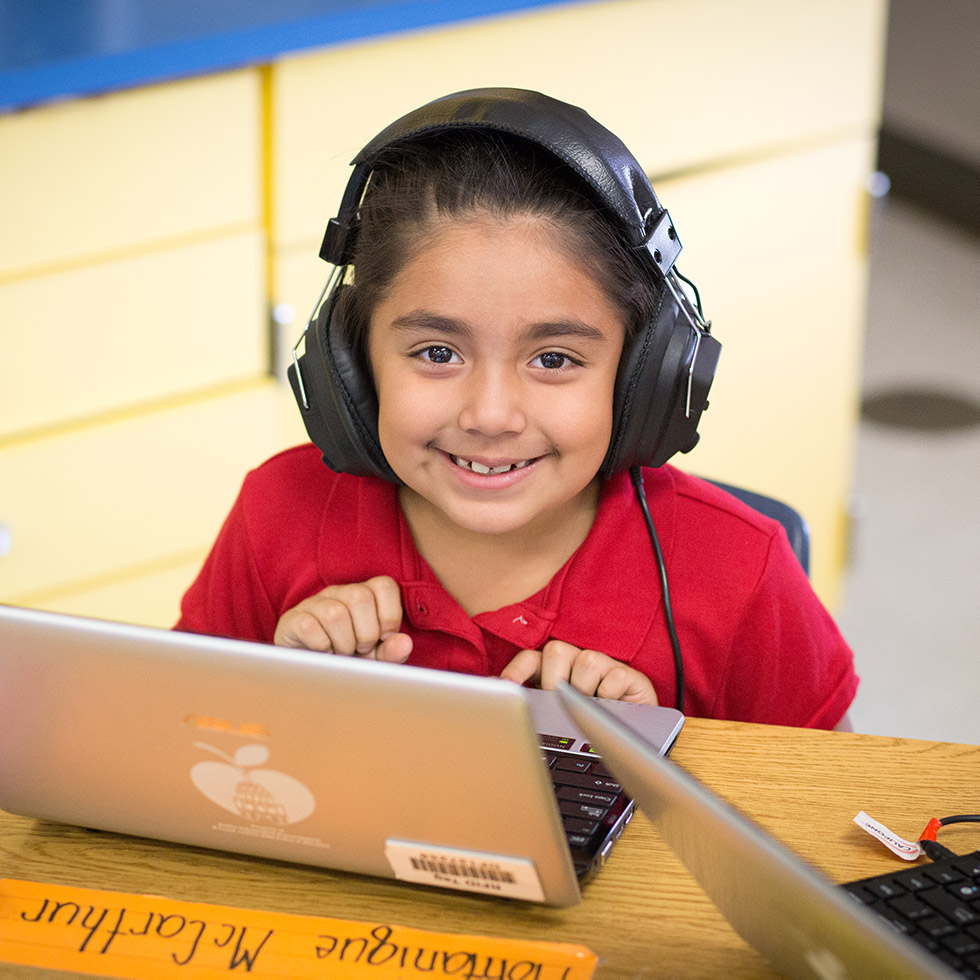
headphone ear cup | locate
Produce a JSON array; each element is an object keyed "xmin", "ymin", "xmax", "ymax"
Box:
[
  {"xmin": 287, "ymin": 285, "xmax": 398, "ymax": 480},
  {"xmin": 603, "ymin": 290, "xmax": 721, "ymax": 473}
]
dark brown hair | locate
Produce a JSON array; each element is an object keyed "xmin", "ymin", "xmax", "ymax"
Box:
[{"xmin": 336, "ymin": 130, "xmax": 661, "ymax": 357}]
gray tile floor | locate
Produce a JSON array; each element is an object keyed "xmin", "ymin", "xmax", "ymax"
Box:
[{"xmin": 837, "ymin": 198, "xmax": 980, "ymax": 745}]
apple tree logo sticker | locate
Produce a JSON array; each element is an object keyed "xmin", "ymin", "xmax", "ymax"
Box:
[{"xmin": 190, "ymin": 743, "xmax": 315, "ymax": 826}]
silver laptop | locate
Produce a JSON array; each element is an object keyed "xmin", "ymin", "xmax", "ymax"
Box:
[
  {"xmin": 0, "ymin": 604, "xmax": 682, "ymax": 907},
  {"xmin": 556, "ymin": 682, "xmax": 956, "ymax": 978}
]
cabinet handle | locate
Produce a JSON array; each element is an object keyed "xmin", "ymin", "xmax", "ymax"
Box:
[{"xmin": 0, "ymin": 524, "xmax": 11, "ymax": 559}]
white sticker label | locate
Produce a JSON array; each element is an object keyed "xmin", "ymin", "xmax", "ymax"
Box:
[
  {"xmin": 384, "ymin": 840, "xmax": 545, "ymax": 902},
  {"xmin": 853, "ymin": 811, "xmax": 922, "ymax": 861}
]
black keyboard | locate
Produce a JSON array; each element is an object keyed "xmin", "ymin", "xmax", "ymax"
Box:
[
  {"xmin": 843, "ymin": 850, "xmax": 980, "ymax": 976},
  {"xmin": 541, "ymin": 748, "xmax": 633, "ymax": 879}
]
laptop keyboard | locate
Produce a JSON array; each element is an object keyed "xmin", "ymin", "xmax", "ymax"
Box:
[
  {"xmin": 843, "ymin": 850, "xmax": 980, "ymax": 976},
  {"xmin": 541, "ymin": 747, "xmax": 633, "ymax": 878}
]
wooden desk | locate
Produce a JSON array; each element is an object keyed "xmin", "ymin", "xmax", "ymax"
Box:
[{"xmin": 2, "ymin": 719, "xmax": 977, "ymax": 978}]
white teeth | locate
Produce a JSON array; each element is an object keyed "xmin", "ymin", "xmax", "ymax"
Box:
[{"xmin": 451, "ymin": 455, "xmax": 532, "ymax": 475}]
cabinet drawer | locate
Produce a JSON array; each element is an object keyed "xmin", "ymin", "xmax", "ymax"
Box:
[
  {"xmin": 0, "ymin": 382, "xmax": 307, "ymax": 600},
  {"xmin": 658, "ymin": 136, "xmax": 877, "ymax": 606},
  {"xmin": 271, "ymin": 0, "xmax": 885, "ymax": 249},
  {"xmin": 23, "ymin": 558, "xmax": 207, "ymax": 630},
  {"xmin": 0, "ymin": 69, "xmax": 262, "ymax": 279},
  {"xmin": 0, "ymin": 232, "xmax": 267, "ymax": 440}
]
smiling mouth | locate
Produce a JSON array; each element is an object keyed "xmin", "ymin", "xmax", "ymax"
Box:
[{"xmin": 449, "ymin": 454, "xmax": 536, "ymax": 475}]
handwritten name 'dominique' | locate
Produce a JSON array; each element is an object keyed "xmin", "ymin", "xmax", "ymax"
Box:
[
  {"xmin": 315, "ymin": 924, "xmax": 579, "ymax": 979},
  {"xmin": 19, "ymin": 899, "xmax": 578, "ymax": 978}
]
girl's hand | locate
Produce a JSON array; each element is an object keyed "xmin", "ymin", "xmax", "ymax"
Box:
[
  {"xmin": 500, "ymin": 639, "xmax": 658, "ymax": 705},
  {"xmin": 273, "ymin": 575, "xmax": 412, "ymax": 663}
]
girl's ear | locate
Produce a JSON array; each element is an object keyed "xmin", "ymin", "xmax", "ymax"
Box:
[{"xmin": 287, "ymin": 283, "xmax": 399, "ymax": 481}]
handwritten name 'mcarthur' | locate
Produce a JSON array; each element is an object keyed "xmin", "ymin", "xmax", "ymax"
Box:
[
  {"xmin": 19, "ymin": 897, "xmax": 272, "ymax": 970},
  {"xmin": 316, "ymin": 924, "xmax": 576, "ymax": 980}
]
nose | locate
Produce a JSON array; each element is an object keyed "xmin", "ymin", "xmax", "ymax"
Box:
[{"xmin": 457, "ymin": 364, "xmax": 527, "ymax": 437}]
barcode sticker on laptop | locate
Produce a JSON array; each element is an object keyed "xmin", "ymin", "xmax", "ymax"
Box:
[{"xmin": 385, "ymin": 841, "xmax": 545, "ymax": 902}]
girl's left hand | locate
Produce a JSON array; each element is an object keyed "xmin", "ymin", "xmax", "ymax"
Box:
[{"xmin": 500, "ymin": 639, "xmax": 658, "ymax": 705}]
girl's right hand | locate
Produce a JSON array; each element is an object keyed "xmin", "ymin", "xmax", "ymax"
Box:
[{"xmin": 273, "ymin": 575, "xmax": 412, "ymax": 663}]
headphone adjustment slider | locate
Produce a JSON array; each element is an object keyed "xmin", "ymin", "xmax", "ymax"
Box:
[
  {"xmin": 643, "ymin": 209, "xmax": 682, "ymax": 277},
  {"xmin": 319, "ymin": 216, "xmax": 358, "ymax": 266}
]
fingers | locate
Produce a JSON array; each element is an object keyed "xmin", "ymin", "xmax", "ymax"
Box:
[
  {"xmin": 273, "ymin": 576, "xmax": 408, "ymax": 658},
  {"xmin": 590, "ymin": 660, "xmax": 658, "ymax": 705},
  {"xmin": 374, "ymin": 631, "xmax": 413, "ymax": 664},
  {"xmin": 499, "ymin": 648, "xmax": 543, "ymax": 686},
  {"xmin": 501, "ymin": 640, "xmax": 658, "ymax": 706},
  {"xmin": 537, "ymin": 640, "xmax": 583, "ymax": 693}
]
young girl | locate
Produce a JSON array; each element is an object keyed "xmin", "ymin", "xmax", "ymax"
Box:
[{"xmin": 177, "ymin": 88, "xmax": 857, "ymax": 730}]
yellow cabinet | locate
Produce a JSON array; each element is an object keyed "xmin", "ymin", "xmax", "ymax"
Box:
[
  {"xmin": 656, "ymin": 137, "xmax": 876, "ymax": 604},
  {"xmin": 0, "ymin": 70, "xmax": 262, "ymax": 280},
  {"xmin": 0, "ymin": 68, "xmax": 275, "ymax": 626},
  {"xmin": 0, "ymin": 232, "xmax": 266, "ymax": 440},
  {"xmin": 1, "ymin": 382, "xmax": 306, "ymax": 625}
]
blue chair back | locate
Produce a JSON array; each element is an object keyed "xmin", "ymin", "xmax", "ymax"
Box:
[{"xmin": 708, "ymin": 481, "xmax": 811, "ymax": 576}]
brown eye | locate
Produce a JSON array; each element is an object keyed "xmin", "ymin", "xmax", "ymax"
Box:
[
  {"xmin": 536, "ymin": 352, "xmax": 569, "ymax": 369},
  {"xmin": 417, "ymin": 346, "xmax": 459, "ymax": 364}
]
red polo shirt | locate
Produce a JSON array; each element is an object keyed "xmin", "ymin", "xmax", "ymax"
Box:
[{"xmin": 177, "ymin": 443, "xmax": 857, "ymax": 728}]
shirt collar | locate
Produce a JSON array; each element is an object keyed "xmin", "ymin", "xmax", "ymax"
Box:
[
  {"xmin": 533, "ymin": 468, "xmax": 674, "ymax": 658},
  {"xmin": 397, "ymin": 468, "xmax": 676, "ymax": 659}
]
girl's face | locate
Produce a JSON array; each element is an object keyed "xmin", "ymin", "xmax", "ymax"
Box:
[{"xmin": 367, "ymin": 214, "xmax": 626, "ymax": 543}]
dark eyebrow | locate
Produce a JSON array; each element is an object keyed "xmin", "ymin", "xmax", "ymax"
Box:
[
  {"xmin": 389, "ymin": 311, "xmax": 471, "ymax": 336},
  {"xmin": 389, "ymin": 311, "xmax": 610, "ymax": 344},
  {"xmin": 520, "ymin": 320, "xmax": 609, "ymax": 344}
]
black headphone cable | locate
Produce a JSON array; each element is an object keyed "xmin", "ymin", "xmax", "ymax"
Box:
[{"xmin": 629, "ymin": 466, "xmax": 685, "ymax": 713}]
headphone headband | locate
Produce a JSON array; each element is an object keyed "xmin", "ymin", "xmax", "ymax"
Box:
[{"xmin": 321, "ymin": 88, "xmax": 681, "ymax": 278}]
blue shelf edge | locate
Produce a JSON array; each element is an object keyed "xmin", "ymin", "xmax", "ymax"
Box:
[{"xmin": 0, "ymin": 0, "xmax": 579, "ymax": 113}]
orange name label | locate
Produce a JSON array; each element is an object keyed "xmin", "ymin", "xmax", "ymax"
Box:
[{"xmin": 0, "ymin": 878, "xmax": 596, "ymax": 979}]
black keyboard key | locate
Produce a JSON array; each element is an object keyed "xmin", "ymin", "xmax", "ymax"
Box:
[
  {"xmin": 866, "ymin": 878, "xmax": 906, "ymax": 899},
  {"xmin": 907, "ymin": 872, "xmax": 933, "ymax": 892},
  {"xmin": 563, "ymin": 816, "xmax": 599, "ymax": 836},
  {"xmin": 951, "ymin": 881, "xmax": 980, "ymax": 902},
  {"xmin": 942, "ymin": 932, "xmax": 980, "ymax": 958},
  {"xmin": 956, "ymin": 856, "xmax": 980, "ymax": 878},
  {"xmin": 551, "ymin": 769, "xmax": 623, "ymax": 794},
  {"xmin": 925, "ymin": 865, "xmax": 966, "ymax": 886},
  {"xmin": 876, "ymin": 906, "xmax": 915, "ymax": 934},
  {"xmin": 559, "ymin": 799, "xmax": 609, "ymax": 822},
  {"xmin": 921, "ymin": 886, "xmax": 979, "ymax": 925},
  {"xmin": 889, "ymin": 892, "xmax": 933, "ymax": 920},
  {"xmin": 920, "ymin": 915, "xmax": 959, "ymax": 939},
  {"xmin": 554, "ymin": 756, "xmax": 594, "ymax": 774},
  {"xmin": 556, "ymin": 786, "xmax": 616, "ymax": 807}
]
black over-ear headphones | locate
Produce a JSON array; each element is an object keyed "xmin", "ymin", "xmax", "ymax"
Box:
[{"xmin": 288, "ymin": 87, "xmax": 721, "ymax": 482}]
